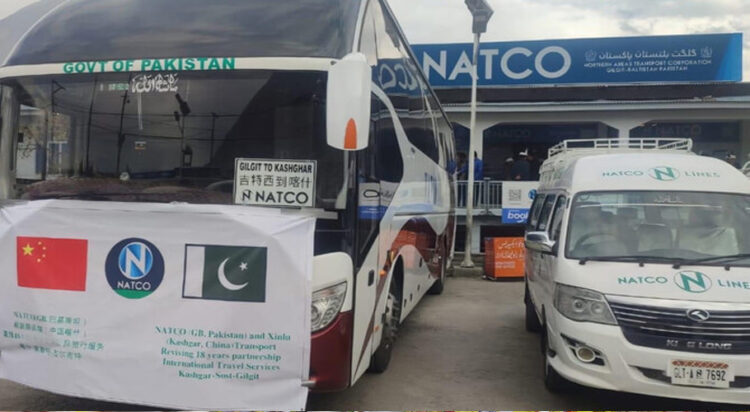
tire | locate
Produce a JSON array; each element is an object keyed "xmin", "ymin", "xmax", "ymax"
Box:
[
  {"xmin": 427, "ymin": 255, "xmax": 446, "ymax": 295},
  {"xmin": 369, "ymin": 288, "xmax": 401, "ymax": 373},
  {"xmin": 541, "ymin": 325, "xmax": 569, "ymax": 392},
  {"xmin": 525, "ymin": 285, "xmax": 542, "ymax": 333}
]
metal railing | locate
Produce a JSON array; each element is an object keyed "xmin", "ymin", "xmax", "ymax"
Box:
[
  {"xmin": 456, "ymin": 179, "xmax": 503, "ymax": 212},
  {"xmin": 548, "ymin": 138, "xmax": 693, "ymax": 159}
]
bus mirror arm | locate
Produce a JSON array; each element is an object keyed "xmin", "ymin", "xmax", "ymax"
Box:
[{"xmin": 326, "ymin": 52, "xmax": 371, "ymax": 151}]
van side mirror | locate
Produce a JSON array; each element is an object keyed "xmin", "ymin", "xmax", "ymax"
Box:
[
  {"xmin": 525, "ymin": 231, "xmax": 556, "ymax": 254},
  {"xmin": 326, "ymin": 52, "xmax": 371, "ymax": 151}
]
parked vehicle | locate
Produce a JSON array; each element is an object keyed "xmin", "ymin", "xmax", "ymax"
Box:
[
  {"xmin": 524, "ymin": 138, "xmax": 750, "ymax": 404},
  {"xmin": 0, "ymin": 0, "xmax": 455, "ymax": 393}
]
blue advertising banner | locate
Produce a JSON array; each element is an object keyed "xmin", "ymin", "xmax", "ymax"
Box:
[{"xmin": 413, "ymin": 33, "xmax": 742, "ymax": 87}]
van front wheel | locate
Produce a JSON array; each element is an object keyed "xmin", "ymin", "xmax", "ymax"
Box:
[
  {"xmin": 525, "ymin": 285, "xmax": 542, "ymax": 333},
  {"xmin": 542, "ymin": 326, "xmax": 570, "ymax": 392}
]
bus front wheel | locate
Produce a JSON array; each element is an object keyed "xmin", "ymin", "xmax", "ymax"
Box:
[{"xmin": 369, "ymin": 287, "xmax": 401, "ymax": 373}]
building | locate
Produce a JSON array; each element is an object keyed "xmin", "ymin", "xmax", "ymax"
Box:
[{"xmin": 413, "ymin": 33, "xmax": 748, "ymax": 253}]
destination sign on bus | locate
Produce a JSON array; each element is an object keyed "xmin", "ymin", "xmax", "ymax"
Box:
[
  {"xmin": 234, "ymin": 159, "xmax": 317, "ymax": 208},
  {"xmin": 62, "ymin": 57, "xmax": 237, "ymax": 74}
]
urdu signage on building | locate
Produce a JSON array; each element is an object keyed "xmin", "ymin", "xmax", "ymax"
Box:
[{"xmin": 413, "ymin": 33, "xmax": 742, "ymax": 87}]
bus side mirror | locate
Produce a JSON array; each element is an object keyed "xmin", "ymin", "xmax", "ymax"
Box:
[{"xmin": 327, "ymin": 53, "xmax": 371, "ymax": 151}]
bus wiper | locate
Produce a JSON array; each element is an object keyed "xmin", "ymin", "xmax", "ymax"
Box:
[
  {"xmin": 677, "ymin": 253, "xmax": 750, "ymax": 269},
  {"xmin": 33, "ymin": 192, "xmax": 118, "ymax": 201},
  {"xmin": 32, "ymin": 191, "xmax": 193, "ymax": 200}
]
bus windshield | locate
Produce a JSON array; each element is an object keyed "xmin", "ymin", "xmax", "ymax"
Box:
[
  {"xmin": 566, "ymin": 191, "xmax": 750, "ymax": 265},
  {"xmin": 1, "ymin": 71, "xmax": 346, "ymax": 208}
]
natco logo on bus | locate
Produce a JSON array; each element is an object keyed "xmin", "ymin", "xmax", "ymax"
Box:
[
  {"xmin": 601, "ymin": 166, "xmax": 720, "ymax": 181},
  {"xmin": 62, "ymin": 57, "xmax": 237, "ymax": 74}
]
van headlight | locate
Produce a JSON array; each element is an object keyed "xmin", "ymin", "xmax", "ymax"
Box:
[
  {"xmin": 311, "ymin": 282, "xmax": 347, "ymax": 332},
  {"xmin": 554, "ymin": 284, "xmax": 617, "ymax": 325}
]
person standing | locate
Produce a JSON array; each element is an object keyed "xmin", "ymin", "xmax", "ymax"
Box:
[
  {"xmin": 457, "ymin": 152, "xmax": 468, "ymax": 179},
  {"xmin": 503, "ymin": 157, "xmax": 515, "ymax": 180},
  {"xmin": 473, "ymin": 151, "xmax": 483, "ymax": 180},
  {"xmin": 528, "ymin": 151, "xmax": 542, "ymax": 181},
  {"xmin": 510, "ymin": 149, "xmax": 530, "ymax": 181},
  {"xmin": 457, "ymin": 152, "xmax": 468, "ymax": 207}
]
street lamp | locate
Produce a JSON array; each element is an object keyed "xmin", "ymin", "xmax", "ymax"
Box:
[{"xmin": 461, "ymin": 0, "xmax": 493, "ymax": 268}]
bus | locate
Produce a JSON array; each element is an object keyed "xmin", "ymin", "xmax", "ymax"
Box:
[{"xmin": 0, "ymin": 0, "xmax": 456, "ymax": 393}]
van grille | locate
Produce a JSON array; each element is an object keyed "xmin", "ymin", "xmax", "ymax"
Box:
[{"xmin": 610, "ymin": 302, "xmax": 750, "ymax": 354}]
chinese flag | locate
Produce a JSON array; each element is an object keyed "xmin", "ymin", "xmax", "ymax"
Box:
[{"xmin": 16, "ymin": 237, "xmax": 88, "ymax": 291}]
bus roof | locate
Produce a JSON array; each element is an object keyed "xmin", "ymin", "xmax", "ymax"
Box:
[
  {"xmin": 540, "ymin": 152, "xmax": 750, "ymax": 195},
  {"xmin": 4, "ymin": 0, "xmax": 362, "ymax": 67}
]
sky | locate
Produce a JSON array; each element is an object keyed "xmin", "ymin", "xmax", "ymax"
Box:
[
  {"xmin": 0, "ymin": 0, "xmax": 37, "ymax": 20},
  {"xmin": 0, "ymin": 0, "xmax": 747, "ymax": 79}
]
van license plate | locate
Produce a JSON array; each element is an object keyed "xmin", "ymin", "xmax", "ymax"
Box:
[{"xmin": 668, "ymin": 360, "xmax": 733, "ymax": 388}]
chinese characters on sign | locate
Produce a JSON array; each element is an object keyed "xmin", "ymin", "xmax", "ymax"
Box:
[{"xmin": 234, "ymin": 159, "xmax": 317, "ymax": 208}]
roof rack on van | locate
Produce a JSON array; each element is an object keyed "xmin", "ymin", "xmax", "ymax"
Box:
[{"xmin": 547, "ymin": 138, "xmax": 693, "ymax": 159}]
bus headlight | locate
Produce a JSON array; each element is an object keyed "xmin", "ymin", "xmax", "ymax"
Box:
[
  {"xmin": 311, "ymin": 282, "xmax": 347, "ymax": 332},
  {"xmin": 554, "ymin": 284, "xmax": 617, "ymax": 325}
]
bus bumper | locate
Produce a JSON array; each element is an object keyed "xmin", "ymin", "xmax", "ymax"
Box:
[{"xmin": 309, "ymin": 310, "xmax": 353, "ymax": 392}]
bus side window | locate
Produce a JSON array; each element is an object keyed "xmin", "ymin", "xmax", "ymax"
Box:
[
  {"xmin": 373, "ymin": 0, "xmax": 439, "ymax": 165},
  {"xmin": 536, "ymin": 195, "xmax": 558, "ymax": 232},
  {"xmin": 358, "ymin": 2, "xmax": 377, "ymax": 68},
  {"xmin": 527, "ymin": 194, "xmax": 546, "ymax": 230}
]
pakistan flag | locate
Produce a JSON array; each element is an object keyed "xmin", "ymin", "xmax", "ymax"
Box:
[{"xmin": 183, "ymin": 245, "xmax": 267, "ymax": 302}]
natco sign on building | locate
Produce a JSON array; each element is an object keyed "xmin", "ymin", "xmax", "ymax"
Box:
[{"xmin": 413, "ymin": 33, "xmax": 742, "ymax": 87}]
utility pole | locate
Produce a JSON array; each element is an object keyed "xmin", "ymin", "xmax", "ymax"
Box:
[{"xmin": 461, "ymin": 0, "xmax": 493, "ymax": 268}]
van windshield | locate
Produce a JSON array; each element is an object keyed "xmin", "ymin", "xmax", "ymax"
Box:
[{"xmin": 566, "ymin": 191, "xmax": 750, "ymax": 265}]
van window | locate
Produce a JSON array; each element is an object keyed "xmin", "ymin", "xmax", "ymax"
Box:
[
  {"xmin": 527, "ymin": 194, "xmax": 546, "ymax": 229},
  {"xmin": 536, "ymin": 195, "xmax": 558, "ymax": 232},
  {"xmin": 550, "ymin": 196, "xmax": 567, "ymax": 241}
]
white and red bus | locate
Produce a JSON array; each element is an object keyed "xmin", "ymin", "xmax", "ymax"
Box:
[{"xmin": 0, "ymin": 0, "xmax": 456, "ymax": 391}]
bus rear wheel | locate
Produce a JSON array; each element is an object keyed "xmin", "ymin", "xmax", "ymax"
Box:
[
  {"xmin": 369, "ymin": 288, "xmax": 401, "ymax": 373},
  {"xmin": 427, "ymin": 254, "xmax": 447, "ymax": 295}
]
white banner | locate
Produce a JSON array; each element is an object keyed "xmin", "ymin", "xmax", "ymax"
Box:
[
  {"xmin": 0, "ymin": 200, "xmax": 314, "ymax": 410},
  {"xmin": 234, "ymin": 158, "xmax": 317, "ymax": 208}
]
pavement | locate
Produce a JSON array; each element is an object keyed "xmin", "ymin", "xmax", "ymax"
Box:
[{"xmin": 0, "ymin": 277, "xmax": 739, "ymax": 410}]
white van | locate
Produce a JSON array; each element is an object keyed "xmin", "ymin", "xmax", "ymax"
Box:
[{"xmin": 524, "ymin": 138, "xmax": 750, "ymax": 404}]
